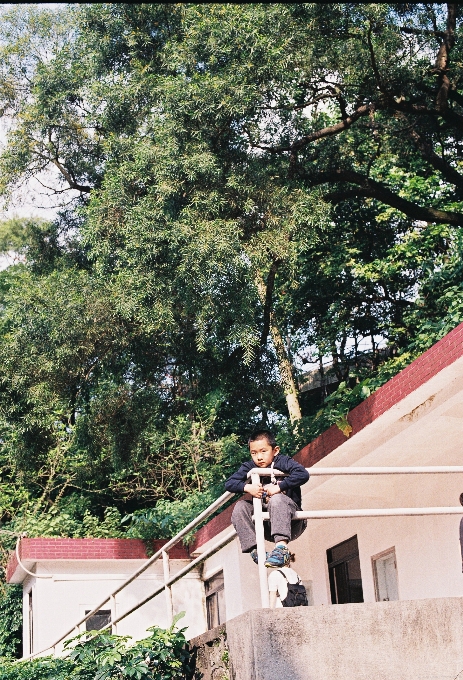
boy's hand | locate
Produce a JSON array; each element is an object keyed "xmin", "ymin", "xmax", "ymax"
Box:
[
  {"xmin": 244, "ymin": 483, "xmax": 264, "ymax": 498},
  {"xmin": 264, "ymin": 484, "xmax": 281, "ymax": 497}
]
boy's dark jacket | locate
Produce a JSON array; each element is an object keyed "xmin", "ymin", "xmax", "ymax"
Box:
[{"xmin": 224, "ymin": 454, "xmax": 309, "ymax": 509}]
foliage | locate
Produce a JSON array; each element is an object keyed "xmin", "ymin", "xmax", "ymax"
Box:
[
  {"xmin": 0, "ymin": 586, "xmax": 22, "ymax": 660},
  {"xmin": 0, "ymin": 398, "xmax": 245, "ymax": 543},
  {"xmin": 10, "ymin": 504, "xmax": 125, "ymax": 540},
  {"xmin": 0, "ymin": 3, "xmax": 461, "ymax": 544},
  {"xmin": 0, "ymin": 615, "xmax": 196, "ymax": 679},
  {"xmin": 124, "ymin": 489, "xmax": 228, "ymax": 542}
]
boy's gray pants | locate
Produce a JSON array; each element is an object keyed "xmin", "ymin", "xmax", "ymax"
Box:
[{"xmin": 231, "ymin": 494, "xmax": 307, "ymax": 553}]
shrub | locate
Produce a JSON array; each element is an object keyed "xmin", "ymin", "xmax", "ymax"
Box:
[
  {"xmin": 0, "ymin": 586, "xmax": 22, "ymax": 660},
  {"xmin": 0, "ymin": 614, "xmax": 196, "ymax": 680}
]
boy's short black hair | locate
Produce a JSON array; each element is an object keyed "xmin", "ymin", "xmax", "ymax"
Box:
[{"xmin": 248, "ymin": 429, "xmax": 277, "ymax": 448}]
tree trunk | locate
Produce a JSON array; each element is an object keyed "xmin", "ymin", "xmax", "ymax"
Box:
[{"xmin": 256, "ymin": 271, "xmax": 302, "ymax": 424}]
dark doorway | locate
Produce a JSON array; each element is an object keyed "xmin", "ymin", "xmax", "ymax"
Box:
[
  {"xmin": 327, "ymin": 535, "xmax": 364, "ymax": 604},
  {"xmin": 28, "ymin": 590, "xmax": 33, "ymax": 655}
]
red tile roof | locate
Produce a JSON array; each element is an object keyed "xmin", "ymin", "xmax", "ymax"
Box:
[{"xmin": 6, "ymin": 538, "xmax": 189, "ymax": 582}]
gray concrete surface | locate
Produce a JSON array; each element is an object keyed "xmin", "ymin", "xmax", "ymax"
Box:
[
  {"xmin": 190, "ymin": 624, "xmax": 230, "ymax": 680},
  {"xmin": 190, "ymin": 597, "xmax": 463, "ymax": 680}
]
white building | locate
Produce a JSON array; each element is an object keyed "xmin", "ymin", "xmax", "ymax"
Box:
[{"xmin": 7, "ymin": 322, "xmax": 463, "ymax": 657}]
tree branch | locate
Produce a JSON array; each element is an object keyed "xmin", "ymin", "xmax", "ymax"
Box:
[
  {"xmin": 51, "ymin": 157, "xmax": 91, "ymax": 194},
  {"xmin": 306, "ymin": 169, "xmax": 463, "ymax": 225},
  {"xmin": 258, "ymin": 92, "xmax": 336, "ymax": 112},
  {"xmin": 434, "ymin": 3, "xmax": 457, "ymax": 112},
  {"xmin": 260, "ymin": 259, "xmax": 280, "ymax": 346},
  {"xmin": 399, "ymin": 26, "xmax": 446, "ymax": 39},
  {"xmin": 407, "ymin": 126, "xmax": 463, "ymax": 189},
  {"xmin": 392, "ymin": 97, "xmax": 463, "ymax": 128},
  {"xmin": 367, "ymin": 23, "xmax": 383, "ymax": 92},
  {"xmin": 249, "ymin": 103, "xmax": 375, "ymax": 153},
  {"xmin": 34, "ymin": 148, "xmax": 92, "ymax": 194}
]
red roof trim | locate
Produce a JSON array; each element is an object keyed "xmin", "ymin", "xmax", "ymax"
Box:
[
  {"xmin": 6, "ymin": 538, "xmax": 190, "ymax": 583},
  {"xmin": 296, "ymin": 321, "xmax": 463, "ymax": 467}
]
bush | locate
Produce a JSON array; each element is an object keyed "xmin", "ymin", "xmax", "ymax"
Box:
[
  {"xmin": 0, "ymin": 586, "xmax": 22, "ymax": 660},
  {"xmin": 0, "ymin": 614, "xmax": 196, "ymax": 679}
]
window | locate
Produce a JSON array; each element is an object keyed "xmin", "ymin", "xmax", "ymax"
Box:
[
  {"xmin": 85, "ymin": 609, "xmax": 111, "ymax": 631},
  {"xmin": 327, "ymin": 535, "xmax": 364, "ymax": 604},
  {"xmin": 205, "ymin": 571, "xmax": 225, "ymax": 630},
  {"xmin": 372, "ymin": 548, "xmax": 399, "ymax": 601}
]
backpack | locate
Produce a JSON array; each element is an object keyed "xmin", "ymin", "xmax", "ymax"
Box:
[{"xmin": 277, "ymin": 570, "xmax": 309, "ymax": 607}]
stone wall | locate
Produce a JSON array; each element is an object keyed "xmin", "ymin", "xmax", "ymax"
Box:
[{"xmin": 190, "ymin": 597, "xmax": 463, "ymax": 680}]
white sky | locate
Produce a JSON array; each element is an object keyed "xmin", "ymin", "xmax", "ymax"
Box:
[{"xmin": 0, "ymin": 2, "xmax": 68, "ymax": 225}]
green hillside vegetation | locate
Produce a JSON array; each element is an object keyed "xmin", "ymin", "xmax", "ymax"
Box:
[{"xmin": 0, "ymin": 2, "xmax": 461, "ymax": 660}]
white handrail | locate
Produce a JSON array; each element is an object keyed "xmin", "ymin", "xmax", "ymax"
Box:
[
  {"xmin": 20, "ymin": 463, "xmax": 463, "ymax": 659},
  {"xmin": 100, "ymin": 528, "xmax": 237, "ymax": 633},
  {"xmin": 247, "ymin": 466, "xmax": 463, "ymax": 477},
  {"xmin": 260, "ymin": 507, "xmax": 463, "ymax": 519},
  {"xmin": 33, "ymin": 528, "xmax": 238, "ymax": 657},
  {"xmin": 252, "ymin": 470, "xmax": 270, "ymax": 608},
  {"xmin": 20, "ymin": 490, "xmax": 235, "ymax": 661}
]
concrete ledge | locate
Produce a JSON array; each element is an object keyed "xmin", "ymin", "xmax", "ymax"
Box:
[
  {"xmin": 191, "ymin": 598, "xmax": 463, "ymax": 680},
  {"xmin": 190, "ymin": 624, "xmax": 229, "ymax": 680}
]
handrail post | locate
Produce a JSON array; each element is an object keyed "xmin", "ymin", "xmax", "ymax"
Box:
[
  {"xmin": 110, "ymin": 594, "xmax": 117, "ymax": 634},
  {"xmin": 251, "ymin": 471, "xmax": 269, "ymax": 608},
  {"xmin": 162, "ymin": 550, "xmax": 174, "ymax": 626}
]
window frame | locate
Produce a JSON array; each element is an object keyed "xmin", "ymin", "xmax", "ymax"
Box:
[
  {"xmin": 371, "ymin": 547, "xmax": 399, "ymax": 602},
  {"xmin": 204, "ymin": 569, "xmax": 225, "ymax": 630},
  {"xmin": 84, "ymin": 609, "xmax": 112, "ymax": 632}
]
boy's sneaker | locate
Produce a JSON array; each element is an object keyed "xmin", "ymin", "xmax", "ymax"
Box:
[
  {"xmin": 264, "ymin": 544, "xmax": 290, "ymax": 568},
  {"xmin": 250, "ymin": 548, "xmax": 269, "ymax": 564}
]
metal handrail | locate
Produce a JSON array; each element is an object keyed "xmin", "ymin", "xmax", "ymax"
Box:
[
  {"xmin": 248, "ymin": 466, "xmax": 463, "ymax": 608},
  {"xmin": 21, "ymin": 464, "xmax": 463, "ymax": 659},
  {"xmin": 260, "ymin": 507, "xmax": 463, "ymax": 519},
  {"xmin": 247, "ymin": 466, "xmax": 463, "ymax": 477},
  {"xmin": 21, "ymin": 490, "xmax": 235, "ymax": 660},
  {"xmin": 99, "ymin": 528, "xmax": 237, "ymax": 634}
]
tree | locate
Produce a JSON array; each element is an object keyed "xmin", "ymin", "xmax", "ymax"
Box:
[{"xmin": 0, "ymin": 4, "xmax": 461, "ymax": 529}]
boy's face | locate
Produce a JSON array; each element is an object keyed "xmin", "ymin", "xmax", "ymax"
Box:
[{"xmin": 249, "ymin": 437, "xmax": 279, "ymax": 467}]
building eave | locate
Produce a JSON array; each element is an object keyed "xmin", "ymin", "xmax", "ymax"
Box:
[{"xmin": 6, "ymin": 538, "xmax": 190, "ymax": 584}]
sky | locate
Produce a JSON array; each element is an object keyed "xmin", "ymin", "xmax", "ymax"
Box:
[{"xmin": 0, "ymin": 3, "xmax": 68, "ymax": 225}]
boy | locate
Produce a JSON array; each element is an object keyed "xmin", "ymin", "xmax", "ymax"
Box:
[
  {"xmin": 268, "ymin": 551, "xmax": 307, "ymax": 608},
  {"xmin": 225, "ymin": 429, "xmax": 309, "ymax": 568}
]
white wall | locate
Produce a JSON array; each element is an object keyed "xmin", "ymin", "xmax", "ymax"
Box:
[
  {"xmin": 23, "ymin": 559, "xmax": 207, "ymax": 656},
  {"xmin": 202, "ymin": 537, "xmax": 261, "ymax": 622},
  {"xmin": 200, "ymin": 511, "xmax": 463, "ymax": 623},
  {"xmin": 22, "ymin": 500, "xmax": 463, "ymax": 657},
  {"xmin": 305, "ymin": 514, "xmax": 463, "ymax": 606},
  {"xmin": 198, "ymin": 468, "xmax": 463, "ymax": 620}
]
